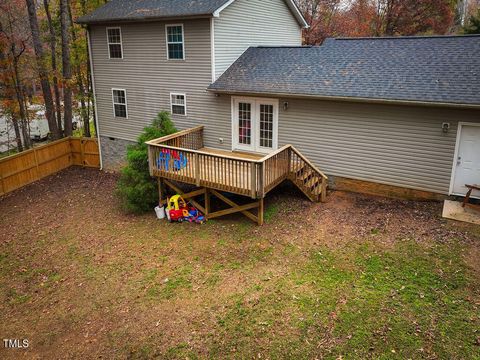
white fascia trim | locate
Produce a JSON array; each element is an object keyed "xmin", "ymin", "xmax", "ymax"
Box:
[
  {"xmin": 213, "ymin": 0, "xmax": 236, "ymax": 17},
  {"xmin": 87, "ymin": 28, "xmax": 103, "ymax": 170},
  {"xmin": 213, "ymin": 0, "xmax": 309, "ymax": 28},
  {"xmin": 210, "ymin": 18, "xmax": 216, "ymax": 82}
]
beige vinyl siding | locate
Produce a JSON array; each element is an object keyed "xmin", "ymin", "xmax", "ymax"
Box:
[
  {"xmin": 277, "ymin": 98, "xmax": 480, "ymax": 194},
  {"xmin": 90, "ymin": 19, "xmax": 232, "ymax": 149},
  {"xmin": 214, "ymin": 0, "xmax": 302, "ymax": 79}
]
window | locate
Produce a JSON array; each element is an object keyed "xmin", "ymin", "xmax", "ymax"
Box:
[
  {"xmin": 170, "ymin": 93, "xmax": 186, "ymax": 115},
  {"xmin": 166, "ymin": 25, "xmax": 184, "ymax": 60},
  {"xmin": 238, "ymin": 102, "xmax": 252, "ymax": 145},
  {"xmin": 107, "ymin": 27, "xmax": 123, "ymax": 59},
  {"xmin": 259, "ymin": 104, "xmax": 274, "ymax": 148},
  {"xmin": 112, "ymin": 89, "xmax": 127, "ymax": 118}
]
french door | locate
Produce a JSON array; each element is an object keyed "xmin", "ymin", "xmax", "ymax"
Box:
[{"xmin": 232, "ymin": 97, "xmax": 278, "ymax": 153}]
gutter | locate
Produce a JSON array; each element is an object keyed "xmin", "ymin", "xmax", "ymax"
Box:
[
  {"xmin": 207, "ymin": 88, "xmax": 480, "ymax": 110},
  {"xmin": 86, "ymin": 26, "xmax": 103, "ymax": 170}
]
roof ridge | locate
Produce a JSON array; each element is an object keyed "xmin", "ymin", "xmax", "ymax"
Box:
[{"xmin": 328, "ymin": 34, "xmax": 480, "ymax": 41}]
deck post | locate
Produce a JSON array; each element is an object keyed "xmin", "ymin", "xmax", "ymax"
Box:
[
  {"xmin": 158, "ymin": 178, "xmax": 165, "ymax": 206},
  {"xmin": 194, "ymin": 153, "xmax": 200, "ymax": 186},
  {"xmin": 205, "ymin": 188, "xmax": 210, "ymax": 216},
  {"xmin": 320, "ymin": 177, "xmax": 327, "ymax": 203},
  {"xmin": 250, "ymin": 162, "xmax": 257, "ymax": 199},
  {"xmin": 258, "ymin": 162, "xmax": 265, "ymax": 198},
  {"xmin": 258, "ymin": 198, "xmax": 264, "ymax": 226}
]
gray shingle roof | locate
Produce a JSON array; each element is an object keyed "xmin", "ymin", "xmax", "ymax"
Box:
[
  {"xmin": 76, "ymin": 0, "xmax": 231, "ymax": 24},
  {"xmin": 209, "ymin": 35, "xmax": 480, "ymax": 106}
]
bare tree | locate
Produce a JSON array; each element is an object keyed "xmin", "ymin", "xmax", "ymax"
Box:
[
  {"xmin": 43, "ymin": 0, "xmax": 62, "ymax": 133},
  {"xmin": 0, "ymin": 2, "xmax": 31, "ymax": 150},
  {"xmin": 68, "ymin": 0, "xmax": 90, "ymax": 137},
  {"xmin": 60, "ymin": 0, "xmax": 72, "ymax": 136},
  {"xmin": 25, "ymin": 0, "xmax": 61, "ymax": 139}
]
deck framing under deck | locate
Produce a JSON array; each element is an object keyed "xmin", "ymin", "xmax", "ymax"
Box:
[{"xmin": 160, "ymin": 178, "xmax": 265, "ymax": 225}]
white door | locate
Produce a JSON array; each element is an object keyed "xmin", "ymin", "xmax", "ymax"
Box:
[
  {"xmin": 451, "ymin": 124, "xmax": 480, "ymax": 198},
  {"xmin": 233, "ymin": 97, "xmax": 278, "ymax": 153}
]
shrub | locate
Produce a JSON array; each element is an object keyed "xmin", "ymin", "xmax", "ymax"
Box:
[{"xmin": 116, "ymin": 112, "xmax": 177, "ymax": 213}]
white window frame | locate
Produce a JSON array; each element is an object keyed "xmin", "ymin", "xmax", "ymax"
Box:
[
  {"xmin": 231, "ymin": 96, "xmax": 279, "ymax": 154},
  {"xmin": 106, "ymin": 27, "xmax": 123, "ymax": 59},
  {"xmin": 170, "ymin": 93, "xmax": 187, "ymax": 116},
  {"xmin": 111, "ymin": 88, "xmax": 128, "ymax": 119},
  {"xmin": 165, "ymin": 24, "xmax": 185, "ymax": 60}
]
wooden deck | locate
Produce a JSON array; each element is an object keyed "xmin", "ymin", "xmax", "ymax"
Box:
[{"xmin": 147, "ymin": 126, "xmax": 328, "ymax": 224}]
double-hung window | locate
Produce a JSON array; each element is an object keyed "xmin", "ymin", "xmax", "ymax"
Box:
[
  {"xmin": 107, "ymin": 27, "xmax": 123, "ymax": 59},
  {"xmin": 112, "ymin": 89, "xmax": 128, "ymax": 118},
  {"xmin": 166, "ymin": 25, "xmax": 184, "ymax": 60},
  {"xmin": 170, "ymin": 93, "xmax": 186, "ymax": 116}
]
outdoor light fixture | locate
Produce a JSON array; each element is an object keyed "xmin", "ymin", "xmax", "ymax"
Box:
[
  {"xmin": 442, "ymin": 122, "xmax": 450, "ymax": 133},
  {"xmin": 283, "ymin": 101, "xmax": 289, "ymax": 111}
]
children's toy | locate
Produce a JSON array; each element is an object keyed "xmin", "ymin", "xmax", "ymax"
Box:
[
  {"xmin": 157, "ymin": 149, "xmax": 188, "ymax": 172},
  {"xmin": 184, "ymin": 208, "xmax": 206, "ymax": 224},
  {"xmin": 166, "ymin": 195, "xmax": 188, "ymax": 222},
  {"xmin": 165, "ymin": 194, "xmax": 206, "ymax": 224}
]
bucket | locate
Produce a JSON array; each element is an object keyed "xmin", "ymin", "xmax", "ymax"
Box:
[{"xmin": 155, "ymin": 206, "xmax": 166, "ymax": 220}]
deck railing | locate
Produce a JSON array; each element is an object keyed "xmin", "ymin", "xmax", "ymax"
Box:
[{"xmin": 147, "ymin": 126, "xmax": 328, "ymax": 201}]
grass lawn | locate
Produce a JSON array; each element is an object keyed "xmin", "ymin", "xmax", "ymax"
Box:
[{"xmin": 0, "ymin": 167, "xmax": 479, "ymax": 359}]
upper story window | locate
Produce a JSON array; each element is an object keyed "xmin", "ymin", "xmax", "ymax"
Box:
[
  {"xmin": 107, "ymin": 27, "xmax": 123, "ymax": 59},
  {"xmin": 170, "ymin": 93, "xmax": 186, "ymax": 115},
  {"xmin": 112, "ymin": 89, "xmax": 128, "ymax": 118},
  {"xmin": 166, "ymin": 25, "xmax": 184, "ymax": 60}
]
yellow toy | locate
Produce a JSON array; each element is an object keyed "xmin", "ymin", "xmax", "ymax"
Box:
[{"xmin": 166, "ymin": 195, "xmax": 188, "ymax": 222}]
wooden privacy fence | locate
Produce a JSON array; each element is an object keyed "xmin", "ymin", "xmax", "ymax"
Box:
[{"xmin": 0, "ymin": 137, "xmax": 100, "ymax": 196}]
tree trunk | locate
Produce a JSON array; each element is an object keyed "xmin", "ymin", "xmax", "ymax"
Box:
[
  {"xmin": 11, "ymin": 53, "xmax": 30, "ymax": 149},
  {"xmin": 11, "ymin": 113, "xmax": 23, "ymax": 153},
  {"xmin": 68, "ymin": 1, "xmax": 90, "ymax": 137},
  {"xmin": 43, "ymin": 0, "xmax": 63, "ymax": 133},
  {"xmin": 60, "ymin": 0, "xmax": 73, "ymax": 136},
  {"xmin": 25, "ymin": 0, "xmax": 61, "ymax": 139}
]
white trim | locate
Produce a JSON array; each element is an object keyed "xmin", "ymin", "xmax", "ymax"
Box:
[
  {"xmin": 165, "ymin": 24, "xmax": 185, "ymax": 60},
  {"xmin": 213, "ymin": 0, "xmax": 309, "ymax": 28},
  {"xmin": 210, "ymin": 17, "xmax": 216, "ymax": 82},
  {"xmin": 449, "ymin": 121, "xmax": 480, "ymax": 196},
  {"xmin": 170, "ymin": 92, "xmax": 187, "ymax": 116},
  {"xmin": 111, "ymin": 88, "xmax": 128, "ymax": 119},
  {"xmin": 213, "ymin": 0, "xmax": 236, "ymax": 17},
  {"xmin": 87, "ymin": 28, "xmax": 103, "ymax": 170},
  {"xmin": 231, "ymin": 96, "xmax": 279, "ymax": 154},
  {"xmin": 106, "ymin": 27, "xmax": 123, "ymax": 59}
]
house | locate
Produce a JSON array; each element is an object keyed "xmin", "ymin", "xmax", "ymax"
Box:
[{"xmin": 78, "ymin": 0, "xmax": 480, "ymax": 212}]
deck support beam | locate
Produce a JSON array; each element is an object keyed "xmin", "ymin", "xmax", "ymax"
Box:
[
  {"xmin": 160, "ymin": 178, "xmax": 264, "ymax": 225},
  {"xmin": 158, "ymin": 178, "xmax": 165, "ymax": 206},
  {"xmin": 163, "ymin": 179, "xmax": 206, "ymax": 214}
]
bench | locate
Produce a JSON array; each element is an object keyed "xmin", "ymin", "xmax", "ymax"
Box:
[{"xmin": 462, "ymin": 184, "xmax": 480, "ymax": 212}]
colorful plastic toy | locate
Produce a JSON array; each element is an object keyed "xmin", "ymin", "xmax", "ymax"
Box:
[
  {"xmin": 157, "ymin": 149, "xmax": 188, "ymax": 172},
  {"xmin": 165, "ymin": 194, "xmax": 206, "ymax": 224},
  {"xmin": 166, "ymin": 195, "xmax": 188, "ymax": 222}
]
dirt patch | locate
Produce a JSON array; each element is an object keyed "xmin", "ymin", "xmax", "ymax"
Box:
[{"xmin": 0, "ymin": 167, "xmax": 479, "ymax": 359}]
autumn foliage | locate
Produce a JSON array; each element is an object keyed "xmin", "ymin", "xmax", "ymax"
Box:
[{"xmin": 299, "ymin": 0, "xmax": 462, "ymax": 45}]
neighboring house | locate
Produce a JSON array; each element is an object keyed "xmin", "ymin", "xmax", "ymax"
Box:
[{"xmin": 78, "ymin": 0, "xmax": 480, "ymax": 200}]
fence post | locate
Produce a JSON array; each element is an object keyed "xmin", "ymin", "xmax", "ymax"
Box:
[
  {"xmin": 33, "ymin": 146, "xmax": 40, "ymax": 180},
  {"xmin": 0, "ymin": 170, "xmax": 5, "ymax": 195},
  {"xmin": 80, "ymin": 138, "xmax": 86, "ymax": 166}
]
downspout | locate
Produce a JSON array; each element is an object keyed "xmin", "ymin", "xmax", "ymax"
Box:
[{"xmin": 86, "ymin": 26, "xmax": 103, "ymax": 170}]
